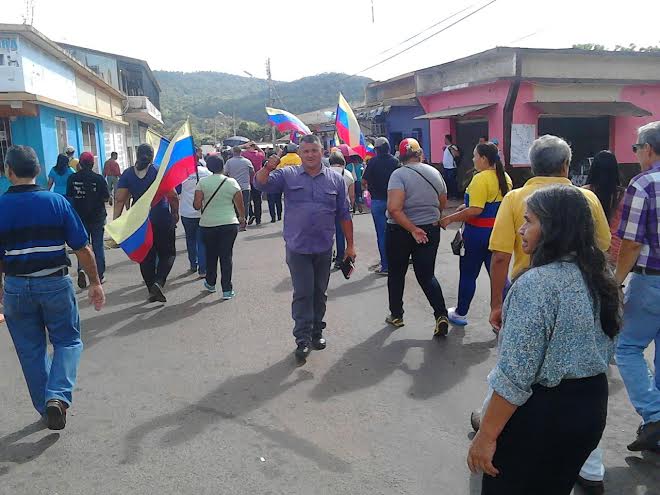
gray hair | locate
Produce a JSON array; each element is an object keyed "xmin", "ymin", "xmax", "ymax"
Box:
[
  {"xmin": 299, "ymin": 134, "xmax": 322, "ymax": 146},
  {"xmin": 529, "ymin": 135, "xmax": 572, "ymax": 176},
  {"xmin": 638, "ymin": 121, "xmax": 660, "ymax": 155},
  {"xmin": 328, "ymin": 150, "xmax": 345, "ymax": 166}
]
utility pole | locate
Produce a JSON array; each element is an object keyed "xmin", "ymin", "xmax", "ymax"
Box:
[{"xmin": 266, "ymin": 58, "xmax": 277, "ymax": 150}]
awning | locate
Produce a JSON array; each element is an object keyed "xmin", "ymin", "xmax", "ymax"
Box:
[
  {"xmin": 414, "ymin": 103, "xmax": 496, "ymax": 120},
  {"xmin": 530, "ymin": 101, "xmax": 651, "ymax": 117}
]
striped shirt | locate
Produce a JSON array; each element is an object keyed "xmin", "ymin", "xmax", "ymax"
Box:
[
  {"xmin": 617, "ymin": 161, "xmax": 660, "ymax": 270},
  {"xmin": 0, "ymin": 184, "xmax": 88, "ymax": 276}
]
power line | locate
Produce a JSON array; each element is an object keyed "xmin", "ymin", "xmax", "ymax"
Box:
[
  {"xmin": 375, "ymin": 3, "xmax": 475, "ymax": 56},
  {"xmin": 342, "ymin": 0, "xmax": 498, "ymax": 81}
]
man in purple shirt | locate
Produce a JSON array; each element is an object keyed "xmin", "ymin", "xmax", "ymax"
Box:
[
  {"xmin": 615, "ymin": 120, "xmax": 660, "ymax": 453},
  {"xmin": 255, "ymin": 134, "xmax": 355, "ymax": 364}
]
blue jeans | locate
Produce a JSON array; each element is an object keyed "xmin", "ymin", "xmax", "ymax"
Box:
[
  {"xmin": 335, "ymin": 218, "xmax": 345, "ymax": 263},
  {"xmin": 181, "ymin": 216, "xmax": 206, "ymax": 274},
  {"xmin": 370, "ymin": 199, "xmax": 388, "ymax": 271},
  {"xmin": 457, "ymin": 224, "xmax": 492, "ymax": 316},
  {"xmin": 77, "ymin": 221, "xmax": 105, "ymax": 278},
  {"xmin": 4, "ymin": 275, "xmax": 82, "ymax": 415},
  {"xmin": 443, "ymin": 167, "xmax": 458, "ymax": 198},
  {"xmin": 616, "ymin": 273, "xmax": 660, "ymax": 424}
]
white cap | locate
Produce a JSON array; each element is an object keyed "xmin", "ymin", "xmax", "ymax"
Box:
[{"xmin": 65, "ymin": 145, "xmax": 75, "ymax": 153}]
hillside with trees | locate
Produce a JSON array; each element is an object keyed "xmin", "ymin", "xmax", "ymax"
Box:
[{"xmin": 154, "ymin": 71, "xmax": 372, "ymax": 144}]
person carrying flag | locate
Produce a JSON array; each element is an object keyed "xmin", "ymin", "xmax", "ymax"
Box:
[{"xmin": 113, "ymin": 143, "xmax": 179, "ymax": 303}]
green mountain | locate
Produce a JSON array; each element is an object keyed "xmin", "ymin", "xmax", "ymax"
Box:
[{"xmin": 154, "ymin": 71, "xmax": 372, "ymax": 143}]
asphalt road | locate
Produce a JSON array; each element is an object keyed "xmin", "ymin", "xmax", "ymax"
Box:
[{"xmin": 1, "ymin": 209, "xmax": 658, "ymax": 494}]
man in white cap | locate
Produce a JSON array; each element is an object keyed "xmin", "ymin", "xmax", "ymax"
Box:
[{"xmin": 362, "ymin": 137, "xmax": 399, "ymax": 275}]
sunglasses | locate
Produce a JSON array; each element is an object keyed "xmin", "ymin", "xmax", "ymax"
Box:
[{"xmin": 632, "ymin": 143, "xmax": 647, "ymax": 153}]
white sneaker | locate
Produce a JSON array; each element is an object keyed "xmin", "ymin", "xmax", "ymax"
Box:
[{"xmin": 448, "ymin": 307, "xmax": 468, "ymax": 326}]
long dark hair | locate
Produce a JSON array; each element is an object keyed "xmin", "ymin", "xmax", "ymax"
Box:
[
  {"xmin": 586, "ymin": 150, "xmax": 622, "ymax": 221},
  {"xmin": 54, "ymin": 153, "xmax": 70, "ymax": 175},
  {"xmin": 476, "ymin": 143, "xmax": 509, "ymax": 197},
  {"xmin": 525, "ymin": 185, "xmax": 621, "ymax": 338}
]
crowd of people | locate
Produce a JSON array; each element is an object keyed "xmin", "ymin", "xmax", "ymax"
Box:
[{"xmin": 0, "ymin": 118, "xmax": 659, "ymax": 494}]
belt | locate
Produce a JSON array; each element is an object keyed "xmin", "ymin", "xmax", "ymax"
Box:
[
  {"xmin": 15, "ymin": 268, "xmax": 69, "ymax": 278},
  {"xmin": 632, "ymin": 266, "xmax": 660, "ymax": 276},
  {"xmin": 466, "ymin": 217, "xmax": 496, "ymax": 228}
]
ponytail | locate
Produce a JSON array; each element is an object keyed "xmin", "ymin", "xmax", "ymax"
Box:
[{"xmin": 476, "ymin": 142, "xmax": 510, "ymax": 197}]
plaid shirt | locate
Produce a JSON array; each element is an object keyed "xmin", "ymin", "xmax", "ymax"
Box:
[{"xmin": 617, "ymin": 161, "xmax": 660, "ymax": 269}]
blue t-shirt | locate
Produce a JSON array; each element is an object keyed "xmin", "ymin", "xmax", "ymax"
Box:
[
  {"xmin": 48, "ymin": 167, "xmax": 75, "ymax": 195},
  {"xmin": 0, "ymin": 184, "xmax": 88, "ymax": 276},
  {"xmin": 117, "ymin": 166, "xmax": 173, "ymax": 227},
  {"xmin": 0, "ymin": 176, "xmax": 11, "ymax": 196}
]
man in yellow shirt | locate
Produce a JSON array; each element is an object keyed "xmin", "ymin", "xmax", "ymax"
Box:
[
  {"xmin": 278, "ymin": 143, "xmax": 302, "ymax": 168},
  {"xmin": 489, "ymin": 134, "xmax": 611, "ymax": 330}
]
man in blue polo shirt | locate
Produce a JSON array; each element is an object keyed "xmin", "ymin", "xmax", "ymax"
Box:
[
  {"xmin": 114, "ymin": 143, "xmax": 179, "ymax": 303},
  {"xmin": 0, "ymin": 145, "xmax": 105, "ymax": 430}
]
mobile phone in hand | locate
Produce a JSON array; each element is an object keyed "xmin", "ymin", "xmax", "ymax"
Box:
[{"xmin": 340, "ymin": 257, "xmax": 355, "ymax": 280}]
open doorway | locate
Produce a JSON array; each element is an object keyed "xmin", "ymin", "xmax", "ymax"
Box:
[
  {"xmin": 455, "ymin": 120, "xmax": 488, "ymax": 193},
  {"xmin": 538, "ymin": 116, "xmax": 610, "ymax": 186},
  {"xmin": 0, "ymin": 118, "xmax": 11, "ymax": 168}
]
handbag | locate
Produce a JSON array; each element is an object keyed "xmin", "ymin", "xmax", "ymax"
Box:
[
  {"xmin": 451, "ymin": 223, "xmax": 465, "ymax": 256},
  {"xmin": 201, "ymin": 177, "xmax": 228, "ymax": 214}
]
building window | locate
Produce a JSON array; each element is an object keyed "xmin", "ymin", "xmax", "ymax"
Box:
[
  {"xmin": 55, "ymin": 117, "xmax": 68, "ymax": 153},
  {"xmin": 0, "ymin": 54, "xmax": 5, "ymax": 66},
  {"xmin": 411, "ymin": 127, "xmax": 423, "ymax": 149},
  {"xmin": 81, "ymin": 121, "xmax": 98, "ymax": 157},
  {"xmin": 372, "ymin": 123, "xmax": 387, "ymax": 136}
]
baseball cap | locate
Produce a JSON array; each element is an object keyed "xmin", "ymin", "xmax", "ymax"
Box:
[
  {"xmin": 286, "ymin": 143, "xmax": 298, "ymax": 153},
  {"xmin": 374, "ymin": 137, "xmax": 389, "ymax": 148},
  {"xmin": 65, "ymin": 145, "xmax": 75, "ymax": 153},
  {"xmin": 79, "ymin": 151, "xmax": 94, "ymax": 164},
  {"xmin": 492, "ymin": 137, "xmax": 500, "ymax": 145},
  {"xmin": 398, "ymin": 138, "xmax": 422, "ymax": 157},
  {"xmin": 337, "ymin": 144, "xmax": 358, "ymax": 158}
]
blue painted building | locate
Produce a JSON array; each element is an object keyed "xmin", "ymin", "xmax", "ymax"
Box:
[
  {"xmin": 0, "ymin": 24, "xmax": 129, "ymax": 185},
  {"xmin": 356, "ymin": 73, "xmax": 431, "ymax": 159}
]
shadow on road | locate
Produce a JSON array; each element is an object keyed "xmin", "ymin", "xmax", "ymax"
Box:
[
  {"xmin": 122, "ymin": 356, "xmax": 351, "ymax": 473},
  {"xmin": 601, "ymin": 455, "xmax": 660, "ymax": 494},
  {"xmin": 310, "ymin": 325, "xmax": 496, "ymax": 402},
  {"xmin": 0, "ymin": 421, "xmax": 59, "ymax": 473},
  {"xmin": 243, "ymin": 231, "xmax": 283, "ymax": 242}
]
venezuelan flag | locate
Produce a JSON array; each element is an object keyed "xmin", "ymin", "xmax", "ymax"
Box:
[
  {"xmin": 105, "ymin": 121, "xmax": 196, "ymax": 262},
  {"xmin": 335, "ymin": 93, "xmax": 367, "ymax": 158},
  {"xmin": 146, "ymin": 128, "xmax": 169, "ymax": 168},
  {"xmin": 266, "ymin": 107, "xmax": 311, "ymax": 135},
  {"xmin": 365, "ymin": 142, "xmax": 375, "ymax": 158}
]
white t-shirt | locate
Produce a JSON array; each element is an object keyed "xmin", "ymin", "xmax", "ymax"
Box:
[
  {"xmin": 179, "ymin": 166, "xmax": 212, "ymax": 218},
  {"xmin": 331, "ymin": 166, "xmax": 355, "ymax": 195},
  {"xmin": 443, "ymin": 145, "xmax": 458, "ymax": 169}
]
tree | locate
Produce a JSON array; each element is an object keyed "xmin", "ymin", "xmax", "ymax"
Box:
[
  {"xmin": 573, "ymin": 43, "xmax": 605, "ymax": 51},
  {"xmin": 573, "ymin": 42, "xmax": 660, "ymax": 52}
]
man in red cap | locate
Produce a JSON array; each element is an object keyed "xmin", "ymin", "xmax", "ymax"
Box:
[{"xmin": 67, "ymin": 151, "xmax": 110, "ymax": 287}]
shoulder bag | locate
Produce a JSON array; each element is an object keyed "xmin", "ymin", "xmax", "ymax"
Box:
[{"xmin": 201, "ymin": 177, "xmax": 228, "ymax": 214}]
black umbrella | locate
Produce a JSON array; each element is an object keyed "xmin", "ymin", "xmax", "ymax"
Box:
[{"xmin": 223, "ymin": 136, "xmax": 250, "ymax": 147}]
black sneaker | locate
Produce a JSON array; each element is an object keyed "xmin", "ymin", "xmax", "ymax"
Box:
[
  {"xmin": 312, "ymin": 337, "xmax": 327, "ymax": 350},
  {"xmin": 628, "ymin": 420, "xmax": 660, "ymax": 451},
  {"xmin": 270, "ymin": 218, "xmax": 276, "ymax": 223},
  {"xmin": 149, "ymin": 283, "xmax": 167, "ymax": 303},
  {"xmin": 45, "ymin": 399, "xmax": 67, "ymax": 430},
  {"xmin": 434, "ymin": 315, "xmax": 450, "ymax": 337},
  {"xmin": 248, "ymin": 215, "xmax": 256, "ymax": 225},
  {"xmin": 575, "ymin": 476, "xmax": 605, "ymax": 495},
  {"xmin": 295, "ymin": 343, "xmax": 311, "ymax": 364},
  {"xmin": 77, "ymin": 271, "xmax": 88, "ymax": 289}
]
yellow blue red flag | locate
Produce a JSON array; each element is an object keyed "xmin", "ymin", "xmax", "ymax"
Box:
[
  {"xmin": 335, "ymin": 92, "xmax": 366, "ymax": 158},
  {"xmin": 105, "ymin": 121, "xmax": 196, "ymax": 262}
]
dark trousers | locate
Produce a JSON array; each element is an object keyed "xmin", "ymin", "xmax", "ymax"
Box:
[
  {"xmin": 78, "ymin": 220, "xmax": 105, "ymax": 278},
  {"xmin": 249, "ymin": 190, "xmax": 262, "ymax": 223},
  {"xmin": 140, "ymin": 222, "xmax": 176, "ymax": 289},
  {"xmin": 268, "ymin": 192, "xmax": 282, "ymax": 220},
  {"xmin": 241, "ymin": 190, "xmax": 250, "ymax": 219},
  {"xmin": 386, "ymin": 223, "xmax": 447, "ymax": 319},
  {"xmin": 285, "ymin": 248, "xmax": 332, "ymax": 345},
  {"xmin": 482, "ymin": 374, "xmax": 608, "ymax": 495},
  {"xmin": 201, "ymin": 224, "xmax": 238, "ymax": 292},
  {"xmin": 443, "ymin": 167, "xmax": 458, "ymax": 198}
]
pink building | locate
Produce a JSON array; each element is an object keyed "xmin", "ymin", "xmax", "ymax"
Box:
[{"xmin": 414, "ymin": 47, "xmax": 660, "ymax": 186}]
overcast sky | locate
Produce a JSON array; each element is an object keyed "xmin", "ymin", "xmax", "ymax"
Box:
[{"xmin": 4, "ymin": 0, "xmax": 660, "ymax": 82}]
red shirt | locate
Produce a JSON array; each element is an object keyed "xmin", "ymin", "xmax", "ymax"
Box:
[
  {"xmin": 242, "ymin": 149, "xmax": 265, "ymax": 173},
  {"xmin": 103, "ymin": 159, "xmax": 121, "ymax": 177}
]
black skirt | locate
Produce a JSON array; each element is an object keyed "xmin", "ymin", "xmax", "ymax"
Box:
[{"xmin": 482, "ymin": 373, "xmax": 608, "ymax": 495}]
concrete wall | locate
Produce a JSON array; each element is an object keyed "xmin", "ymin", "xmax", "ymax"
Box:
[
  {"xmin": 614, "ymin": 85, "xmax": 660, "ymax": 165},
  {"xmin": 366, "ymin": 76, "xmax": 415, "ymax": 104},
  {"xmin": 65, "ymin": 47, "xmax": 119, "ymax": 91},
  {"xmin": 0, "ymin": 35, "xmax": 24, "ymax": 92},
  {"xmin": 20, "ymin": 37, "xmax": 78, "ymax": 107}
]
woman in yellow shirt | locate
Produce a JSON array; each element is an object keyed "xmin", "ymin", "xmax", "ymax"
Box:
[{"xmin": 440, "ymin": 143, "xmax": 512, "ymax": 326}]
